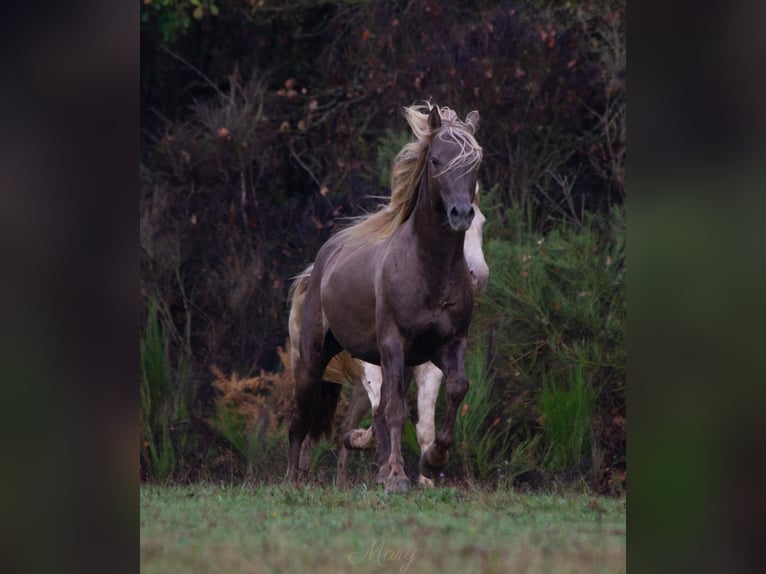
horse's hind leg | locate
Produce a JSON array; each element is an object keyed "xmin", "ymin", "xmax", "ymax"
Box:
[
  {"xmin": 287, "ymin": 320, "xmax": 342, "ymax": 482},
  {"xmin": 344, "ymin": 363, "xmax": 380, "ymax": 450},
  {"xmin": 420, "ymin": 338, "xmax": 469, "ymax": 480},
  {"xmin": 336, "ymin": 380, "xmax": 371, "ymax": 488},
  {"xmin": 288, "ymin": 358, "xmax": 314, "ymax": 482}
]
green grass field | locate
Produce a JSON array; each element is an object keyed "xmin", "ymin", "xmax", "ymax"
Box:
[{"xmin": 140, "ymin": 483, "xmax": 625, "ymax": 573}]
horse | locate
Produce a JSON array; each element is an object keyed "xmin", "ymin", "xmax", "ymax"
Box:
[
  {"xmin": 287, "ymin": 103, "xmax": 483, "ymax": 492},
  {"xmin": 288, "ymin": 193, "xmax": 489, "ymax": 487},
  {"xmin": 338, "ymin": 198, "xmax": 489, "ymax": 487}
]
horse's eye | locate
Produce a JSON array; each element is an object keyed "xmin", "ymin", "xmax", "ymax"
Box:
[{"xmin": 430, "ymin": 157, "xmax": 441, "ymax": 167}]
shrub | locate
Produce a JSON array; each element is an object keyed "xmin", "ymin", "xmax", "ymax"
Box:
[
  {"xmin": 140, "ymin": 297, "xmax": 191, "ymax": 481},
  {"xmin": 207, "ymin": 346, "xmax": 295, "ymax": 476},
  {"xmin": 453, "ymin": 340, "xmax": 513, "ymax": 482},
  {"xmin": 474, "ymin": 205, "xmax": 625, "ymax": 486},
  {"xmin": 538, "ymin": 365, "xmax": 597, "ymax": 472}
]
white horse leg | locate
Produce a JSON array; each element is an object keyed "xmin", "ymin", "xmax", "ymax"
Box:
[
  {"xmin": 414, "ymin": 362, "xmax": 443, "ymax": 487},
  {"xmin": 345, "ymin": 426, "xmax": 375, "ymax": 449},
  {"xmin": 343, "ymin": 362, "xmax": 381, "ymax": 449},
  {"xmin": 347, "ymin": 362, "xmax": 381, "ymax": 449},
  {"xmin": 361, "ymin": 362, "xmax": 382, "ymax": 413}
]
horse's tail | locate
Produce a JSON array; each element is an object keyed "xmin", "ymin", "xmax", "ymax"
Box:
[
  {"xmin": 307, "ymin": 352, "xmax": 363, "ymax": 441},
  {"xmin": 287, "ymin": 264, "xmax": 313, "ymax": 373},
  {"xmin": 324, "ymin": 351, "xmax": 364, "ymax": 385},
  {"xmin": 287, "ymin": 263, "xmax": 349, "ymax": 441},
  {"xmin": 306, "ymin": 380, "xmax": 343, "ymax": 442}
]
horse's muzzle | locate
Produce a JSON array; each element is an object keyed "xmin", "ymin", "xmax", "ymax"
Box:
[
  {"xmin": 448, "ymin": 204, "xmax": 475, "ymax": 231},
  {"xmin": 470, "ymin": 264, "xmax": 489, "ymax": 292}
]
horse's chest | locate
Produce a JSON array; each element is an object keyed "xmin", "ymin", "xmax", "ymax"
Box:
[
  {"xmin": 380, "ymin": 249, "xmax": 472, "ymax": 338},
  {"xmin": 428, "ymin": 299, "xmax": 470, "ymax": 334},
  {"xmin": 403, "ymin": 287, "xmax": 472, "ymax": 341}
]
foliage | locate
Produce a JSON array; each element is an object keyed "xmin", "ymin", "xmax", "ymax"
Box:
[
  {"xmin": 483, "ymin": 212, "xmax": 625, "ymax": 379},
  {"xmin": 140, "ymin": 297, "xmax": 191, "ymax": 481},
  {"xmin": 475, "ymin": 205, "xmax": 626, "ymax": 488},
  {"xmin": 453, "ymin": 340, "xmax": 513, "ymax": 482},
  {"xmin": 376, "ymin": 130, "xmax": 413, "ymax": 190},
  {"xmin": 141, "ymin": 70, "xmax": 300, "ymax": 376},
  {"xmin": 538, "ymin": 365, "xmax": 597, "ymax": 472},
  {"xmin": 500, "ymin": 432, "xmax": 543, "ymax": 487},
  {"xmin": 402, "ymin": 419, "xmax": 420, "ymax": 456},
  {"xmin": 141, "ymin": 0, "xmax": 221, "ymax": 44},
  {"xmin": 207, "ymin": 348, "xmax": 294, "ymax": 476}
]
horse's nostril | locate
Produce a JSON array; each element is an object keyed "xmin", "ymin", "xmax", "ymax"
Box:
[{"xmin": 448, "ymin": 204, "xmax": 474, "ymax": 230}]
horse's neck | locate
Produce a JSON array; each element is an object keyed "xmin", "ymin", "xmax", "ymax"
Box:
[{"xmin": 411, "ymin": 177, "xmax": 467, "ymax": 277}]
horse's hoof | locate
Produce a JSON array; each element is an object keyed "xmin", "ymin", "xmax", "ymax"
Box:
[
  {"xmin": 417, "ymin": 474, "xmax": 435, "ymax": 488},
  {"xmin": 376, "ymin": 463, "xmax": 391, "ymax": 483},
  {"xmin": 286, "ymin": 467, "xmax": 304, "ymax": 484},
  {"xmin": 344, "ymin": 428, "xmax": 376, "ymax": 450},
  {"xmin": 381, "ymin": 463, "xmax": 410, "ymax": 493},
  {"xmin": 419, "ymin": 446, "xmax": 448, "ymax": 479},
  {"xmin": 385, "ymin": 476, "xmax": 410, "ymax": 494}
]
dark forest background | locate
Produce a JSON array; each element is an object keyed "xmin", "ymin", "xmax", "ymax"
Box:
[{"xmin": 140, "ymin": 0, "xmax": 625, "ymax": 492}]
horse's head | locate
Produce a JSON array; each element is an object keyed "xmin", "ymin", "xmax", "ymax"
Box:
[
  {"xmin": 465, "ymin": 190, "xmax": 490, "ymax": 292},
  {"xmin": 425, "ymin": 107, "xmax": 483, "ymax": 231}
]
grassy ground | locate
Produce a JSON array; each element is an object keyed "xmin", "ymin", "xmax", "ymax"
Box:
[{"xmin": 141, "ymin": 483, "xmax": 625, "ymax": 573}]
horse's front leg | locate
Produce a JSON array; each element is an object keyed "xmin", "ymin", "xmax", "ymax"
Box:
[
  {"xmin": 373, "ymin": 365, "xmax": 412, "ymax": 483},
  {"xmin": 413, "ymin": 362, "xmax": 443, "ymax": 487},
  {"xmin": 420, "ymin": 337, "xmax": 470, "ymax": 480},
  {"xmin": 378, "ymin": 334, "xmax": 410, "ymax": 493}
]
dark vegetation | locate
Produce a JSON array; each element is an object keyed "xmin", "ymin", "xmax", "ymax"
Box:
[{"xmin": 140, "ymin": 0, "xmax": 625, "ymax": 493}]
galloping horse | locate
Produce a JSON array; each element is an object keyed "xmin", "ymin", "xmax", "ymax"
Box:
[
  {"xmin": 288, "ymin": 193, "xmax": 489, "ymax": 487},
  {"xmin": 287, "ymin": 103, "xmax": 483, "ymax": 492}
]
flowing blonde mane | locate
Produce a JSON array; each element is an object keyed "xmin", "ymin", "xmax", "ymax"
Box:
[{"xmin": 335, "ymin": 102, "xmax": 483, "ymax": 245}]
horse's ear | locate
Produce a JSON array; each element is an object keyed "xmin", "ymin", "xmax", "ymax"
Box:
[
  {"xmin": 428, "ymin": 106, "xmax": 442, "ymax": 131},
  {"xmin": 465, "ymin": 111, "xmax": 480, "ymax": 134}
]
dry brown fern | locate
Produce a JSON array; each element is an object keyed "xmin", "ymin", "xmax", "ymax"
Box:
[{"xmin": 209, "ymin": 343, "xmax": 298, "ymax": 433}]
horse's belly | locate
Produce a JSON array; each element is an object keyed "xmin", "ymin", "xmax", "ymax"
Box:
[
  {"xmin": 332, "ymin": 330, "xmax": 380, "ymax": 364},
  {"xmin": 320, "ymin": 263, "xmax": 379, "ymax": 360}
]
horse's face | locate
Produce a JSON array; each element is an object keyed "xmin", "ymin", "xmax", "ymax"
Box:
[
  {"xmin": 465, "ymin": 200, "xmax": 490, "ymax": 292},
  {"xmin": 426, "ymin": 107, "xmax": 482, "ymax": 232}
]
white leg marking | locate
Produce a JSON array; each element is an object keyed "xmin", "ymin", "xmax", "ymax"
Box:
[
  {"xmin": 414, "ymin": 362, "xmax": 442, "ymax": 455},
  {"xmin": 361, "ymin": 362, "xmax": 382, "ymax": 413}
]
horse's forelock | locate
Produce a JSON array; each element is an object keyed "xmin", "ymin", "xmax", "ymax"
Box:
[
  {"xmin": 399, "ymin": 103, "xmax": 481, "ymax": 183},
  {"xmin": 434, "ymin": 126, "xmax": 483, "ymax": 178},
  {"xmin": 404, "ymin": 104, "xmax": 483, "ymax": 177}
]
